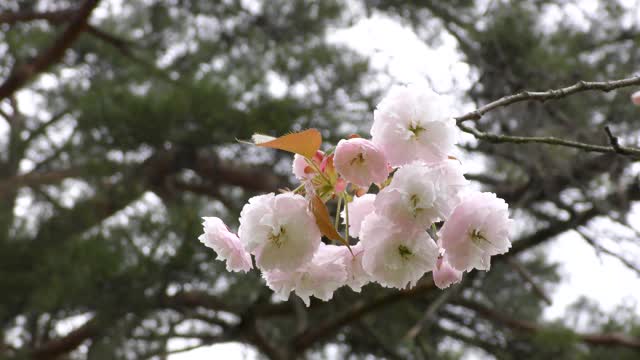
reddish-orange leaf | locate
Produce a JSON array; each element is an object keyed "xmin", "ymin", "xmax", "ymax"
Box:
[
  {"xmin": 309, "ymin": 195, "xmax": 348, "ymax": 246},
  {"xmin": 252, "ymin": 128, "xmax": 322, "ymax": 159}
]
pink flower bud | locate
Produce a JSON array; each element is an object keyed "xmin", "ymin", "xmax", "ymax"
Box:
[
  {"xmin": 433, "ymin": 255, "xmax": 463, "ymax": 289},
  {"xmin": 333, "ymin": 138, "xmax": 389, "ymax": 187},
  {"xmin": 632, "ymin": 91, "xmax": 640, "ymax": 106},
  {"xmin": 292, "ymin": 151, "xmax": 324, "ymax": 181}
]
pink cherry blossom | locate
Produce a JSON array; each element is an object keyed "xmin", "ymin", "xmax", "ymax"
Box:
[
  {"xmin": 333, "ymin": 138, "xmax": 389, "ymax": 187},
  {"xmin": 263, "ymin": 243, "xmax": 347, "ymax": 306},
  {"xmin": 375, "ymin": 160, "xmax": 467, "ymax": 228},
  {"xmin": 359, "ymin": 213, "xmax": 439, "ymax": 289},
  {"xmin": 238, "ymin": 192, "xmax": 321, "ymax": 272},
  {"xmin": 329, "ymin": 243, "xmax": 370, "ymax": 292},
  {"xmin": 371, "ymin": 83, "xmax": 457, "ymax": 167},
  {"xmin": 432, "ymin": 255, "xmax": 463, "ymax": 289},
  {"xmin": 632, "ymin": 91, "xmax": 640, "ymax": 106},
  {"xmin": 438, "ymin": 192, "xmax": 513, "ymax": 272},
  {"xmin": 199, "ymin": 217, "xmax": 253, "ymax": 272},
  {"xmin": 341, "ymin": 193, "xmax": 376, "ymax": 238}
]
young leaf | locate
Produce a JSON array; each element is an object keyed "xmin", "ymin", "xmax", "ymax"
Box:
[
  {"xmin": 309, "ymin": 194, "xmax": 349, "ymax": 247},
  {"xmin": 252, "ymin": 128, "xmax": 322, "ymax": 159}
]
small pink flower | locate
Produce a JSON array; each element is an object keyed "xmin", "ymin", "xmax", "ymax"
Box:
[
  {"xmin": 371, "ymin": 83, "xmax": 457, "ymax": 167},
  {"xmin": 438, "ymin": 192, "xmax": 513, "ymax": 272},
  {"xmin": 238, "ymin": 193, "xmax": 321, "ymax": 272},
  {"xmin": 374, "ymin": 160, "xmax": 467, "ymax": 228},
  {"xmin": 322, "ymin": 243, "xmax": 371, "ymax": 292},
  {"xmin": 333, "ymin": 138, "xmax": 389, "ymax": 187},
  {"xmin": 632, "ymin": 91, "xmax": 640, "ymax": 106},
  {"xmin": 263, "ymin": 243, "xmax": 347, "ymax": 306},
  {"xmin": 199, "ymin": 217, "xmax": 253, "ymax": 272},
  {"xmin": 359, "ymin": 213, "xmax": 439, "ymax": 289},
  {"xmin": 432, "ymin": 255, "xmax": 463, "ymax": 289}
]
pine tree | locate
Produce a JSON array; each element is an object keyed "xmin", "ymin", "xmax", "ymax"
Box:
[{"xmin": 1, "ymin": 1, "xmax": 639, "ymax": 359}]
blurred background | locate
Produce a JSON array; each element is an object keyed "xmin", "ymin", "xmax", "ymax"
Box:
[{"xmin": 1, "ymin": 0, "xmax": 640, "ymax": 359}]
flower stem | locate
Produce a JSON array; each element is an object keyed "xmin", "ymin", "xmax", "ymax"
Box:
[
  {"xmin": 292, "ymin": 183, "xmax": 305, "ymax": 194},
  {"xmin": 343, "ymin": 192, "xmax": 350, "ymax": 242},
  {"xmin": 334, "ymin": 195, "xmax": 342, "ymax": 231}
]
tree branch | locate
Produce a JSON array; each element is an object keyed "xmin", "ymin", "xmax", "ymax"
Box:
[
  {"xmin": 30, "ymin": 317, "xmax": 100, "ymax": 359},
  {"xmin": 293, "ymin": 280, "xmax": 437, "ymax": 352},
  {"xmin": 452, "ymin": 299, "xmax": 640, "ymax": 349},
  {"xmin": 0, "ymin": 168, "xmax": 80, "ymax": 198},
  {"xmin": 161, "ymin": 291, "xmax": 242, "ymax": 315},
  {"xmin": 455, "ymin": 75, "xmax": 640, "ymax": 123},
  {"xmin": 0, "ymin": 9, "xmax": 75, "ymax": 25},
  {"xmin": 0, "ymin": 0, "xmax": 100, "ymax": 100}
]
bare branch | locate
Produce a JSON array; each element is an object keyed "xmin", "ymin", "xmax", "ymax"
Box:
[
  {"xmin": 0, "ymin": 0, "xmax": 101, "ymax": 100},
  {"xmin": 455, "ymin": 75, "xmax": 640, "ymax": 123},
  {"xmin": 458, "ymin": 123, "xmax": 640, "ymax": 158}
]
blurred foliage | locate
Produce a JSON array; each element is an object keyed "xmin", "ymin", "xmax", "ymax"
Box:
[{"xmin": 1, "ymin": 0, "xmax": 640, "ymax": 359}]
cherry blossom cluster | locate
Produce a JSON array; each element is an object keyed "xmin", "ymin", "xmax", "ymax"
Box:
[{"xmin": 199, "ymin": 83, "xmax": 513, "ymax": 306}]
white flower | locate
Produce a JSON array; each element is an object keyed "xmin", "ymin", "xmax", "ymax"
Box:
[
  {"xmin": 371, "ymin": 83, "xmax": 457, "ymax": 167},
  {"xmin": 375, "ymin": 160, "xmax": 467, "ymax": 228},
  {"xmin": 238, "ymin": 193, "xmax": 321, "ymax": 272},
  {"xmin": 341, "ymin": 193, "xmax": 376, "ymax": 238},
  {"xmin": 199, "ymin": 217, "xmax": 253, "ymax": 272},
  {"xmin": 359, "ymin": 213, "xmax": 439, "ymax": 289},
  {"xmin": 438, "ymin": 192, "xmax": 513, "ymax": 272},
  {"xmin": 263, "ymin": 243, "xmax": 347, "ymax": 306}
]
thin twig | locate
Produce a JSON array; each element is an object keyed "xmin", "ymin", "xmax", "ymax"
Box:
[
  {"xmin": 458, "ymin": 123, "xmax": 640, "ymax": 158},
  {"xmin": 455, "ymin": 75, "xmax": 640, "ymax": 123},
  {"xmin": 506, "ymin": 257, "xmax": 553, "ymax": 305},
  {"xmin": 603, "ymin": 126, "xmax": 633, "ymax": 155},
  {"xmin": 0, "ymin": 106, "xmax": 11, "ymax": 124},
  {"xmin": 576, "ymin": 229, "xmax": 640, "ymax": 277},
  {"xmin": 403, "ymin": 284, "xmax": 462, "ymax": 342}
]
